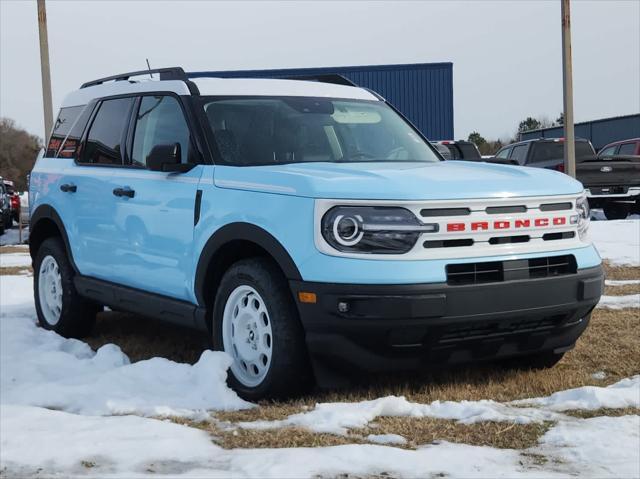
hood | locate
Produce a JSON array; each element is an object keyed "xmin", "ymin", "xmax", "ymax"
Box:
[{"xmin": 213, "ymin": 161, "xmax": 584, "ymax": 200}]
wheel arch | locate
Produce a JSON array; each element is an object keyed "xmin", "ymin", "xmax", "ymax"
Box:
[
  {"xmin": 194, "ymin": 222, "xmax": 302, "ymax": 309},
  {"xmin": 29, "ymin": 205, "xmax": 77, "ymax": 271}
]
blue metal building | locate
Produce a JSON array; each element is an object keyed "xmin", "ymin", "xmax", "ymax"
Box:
[
  {"xmin": 519, "ymin": 114, "xmax": 640, "ymax": 150},
  {"xmin": 189, "ymin": 63, "xmax": 454, "ymax": 141}
]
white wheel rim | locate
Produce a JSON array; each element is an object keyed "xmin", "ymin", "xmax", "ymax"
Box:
[
  {"xmin": 38, "ymin": 255, "xmax": 63, "ymax": 326},
  {"xmin": 222, "ymin": 285, "xmax": 273, "ymax": 387}
]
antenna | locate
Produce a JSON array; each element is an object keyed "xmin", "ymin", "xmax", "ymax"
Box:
[{"xmin": 146, "ymin": 58, "xmax": 153, "ymax": 79}]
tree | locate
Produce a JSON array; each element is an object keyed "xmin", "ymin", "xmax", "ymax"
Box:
[
  {"xmin": 0, "ymin": 118, "xmax": 42, "ymax": 191},
  {"xmin": 555, "ymin": 112, "xmax": 564, "ymax": 126},
  {"xmin": 517, "ymin": 117, "xmax": 542, "ymax": 134},
  {"xmin": 467, "ymin": 131, "xmax": 486, "ymax": 147}
]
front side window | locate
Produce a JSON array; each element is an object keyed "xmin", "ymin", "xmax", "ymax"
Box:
[
  {"xmin": 202, "ymin": 97, "xmax": 440, "ymax": 166},
  {"xmin": 82, "ymin": 98, "xmax": 134, "ymax": 165},
  {"xmin": 599, "ymin": 145, "xmax": 617, "ymax": 157},
  {"xmin": 618, "ymin": 143, "xmax": 636, "ymax": 155},
  {"xmin": 131, "ymin": 96, "xmax": 192, "ymax": 167},
  {"xmin": 495, "ymin": 148, "xmax": 511, "ymax": 159}
]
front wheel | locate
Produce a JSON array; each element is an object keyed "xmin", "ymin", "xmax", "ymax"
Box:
[{"xmin": 213, "ymin": 257, "xmax": 312, "ymax": 400}]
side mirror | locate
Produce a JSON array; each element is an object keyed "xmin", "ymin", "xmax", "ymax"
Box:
[{"xmin": 146, "ymin": 143, "xmax": 194, "ymax": 173}]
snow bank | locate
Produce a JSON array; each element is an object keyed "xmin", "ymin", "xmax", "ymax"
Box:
[
  {"xmin": 0, "ymin": 275, "xmax": 252, "ymax": 417},
  {"xmin": 597, "ymin": 294, "xmax": 640, "ymax": 309},
  {"xmin": 513, "ymin": 376, "xmax": 640, "ymax": 411},
  {"xmin": 239, "ymin": 396, "xmax": 565, "ymax": 435},
  {"xmin": 590, "ymin": 219, "xmax": 640, "ymax": 266},
  {"xmin": 0, "ymin": 252, "xmax": 31, "ymax": 268},
  {"xmin": 366, "ymin": 433, "xmax": 407, "ymax": 445}
]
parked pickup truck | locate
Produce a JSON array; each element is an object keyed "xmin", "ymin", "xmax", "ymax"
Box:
[
  {"xmin": 578, "ymin": 138, "xmax": 640, "ymax": 220},
  {"xmin": 29, "ymin": 67, "xmax": 603, "ymax": 399},
  {"xmin": 492, "ymin": 138, "xmax": 595, "ymax": 172}
]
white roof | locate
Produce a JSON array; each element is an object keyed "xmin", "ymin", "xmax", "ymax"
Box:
[{"xmin": 61, "ymin": 77, "xmax": 377, "ymax": 108}]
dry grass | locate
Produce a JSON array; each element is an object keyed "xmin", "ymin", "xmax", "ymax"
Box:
[
  {"xmin": 603, "ymin": 262, "xmax": 640, "ymax": 281},
  {"xmin": 0, "ymin": 266, "xmax": 31, "ymax": 276},
  {"xmin": 357, "ymin": 417, "xmax": 554, "ymax": 450},
  {"xmin": 0, "ymin": 245, "xmax": 29, "ymax": 255},
  {"xmin": 563, "ymin": 407, "xmax": 640, "ymax": 419},
  {"xmin": 605, "ymin": 283, "xmax": 640, "ymax": 296},
  {"xmin": 84, "ymin": 311, "xmax": 207, "ymax": 364}
]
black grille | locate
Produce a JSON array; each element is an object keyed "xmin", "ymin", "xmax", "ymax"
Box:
[
  {"xmin": 437, "ymin": 315, "xmax": 565, "ymax": 344},
  {"xmin": 446, "ymin": 255, "xmax": 577, "ymax": 285},
  {"xmin": 424, "ymin": 239, "xmax": 474, "ymax": 249}
]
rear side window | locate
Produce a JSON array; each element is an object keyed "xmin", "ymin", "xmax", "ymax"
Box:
[
  {"xmin": 618, "ymin": 143, "xmax": 636, "ymax": 155},
  {"xmin": 46, "ymin": 106, "xmax": 84, "ymax": 157},
  {"xmin": 510, "ymin": 144, "xmax": 528, "ymax": 164},
  {"xmin": 458, "ymin": 143, "xmax": 480, "ymax": 159},
  {"xmin": 82, "ymin": 98, "xmax": 134, "ymax": 165},
  {"xmin": 530, "ymin": 141, "xmax": 594, "ymax": 163},
  {"xmin": 131, "ymin": 96, "xmax": 192, "ymax": 167}
]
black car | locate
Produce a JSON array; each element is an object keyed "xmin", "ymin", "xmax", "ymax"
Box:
[
  {"xmin": 492, "ymin": 138, "xmax": 596, "ymax": 172},
  {"xmin": 434, "ymin": 140, "xmax": 482, "ymax": 161}
]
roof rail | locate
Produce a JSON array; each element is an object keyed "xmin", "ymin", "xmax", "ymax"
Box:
[
  {"xmin": 80, "ymin": 67, "xmax": 188, "ymax": 89},
  {"xmin": 280, "ymin": 74, "xmax": 357, "ymax": 87}
]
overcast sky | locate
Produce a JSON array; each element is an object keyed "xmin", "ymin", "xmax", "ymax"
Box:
[{"xmin": 1, "ymin": 0, "xmax": 638, "ymax": 141}]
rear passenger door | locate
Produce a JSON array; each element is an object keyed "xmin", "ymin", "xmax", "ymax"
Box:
[
  {"xmin": 66, "ymin": 97, "xmax": 135, "ymax": 280},
  {"xmin": 108, "ymin": 94, "xmax": 202, "ymax": 301}
]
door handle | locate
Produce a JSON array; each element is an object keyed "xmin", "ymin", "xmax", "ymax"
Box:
[
  {"xmin": 113, "ymin": 187, "xmax": 135, "ymax": 198},
  {"xmin": 60, "ymin": 183, "xmax": 77, "ymax": 193}
]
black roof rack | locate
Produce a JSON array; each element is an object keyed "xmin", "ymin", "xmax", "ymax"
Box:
[
  {"xmin": 80, "ymin": 68, "xmax": 358, "ymax": 90},
  {"xmin": 80, "ymin": 67, "xmax": 187, "ymax": 89},
  {"xmin": 280, "ymin": 74, "xmax": 357, "ymax": 87}
]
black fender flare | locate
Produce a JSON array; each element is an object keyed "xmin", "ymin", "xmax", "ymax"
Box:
[
  {"xmin": 194, "ymin": 222, "xmax": 302, "ymax": 307},
  {"xmin": 29, "ymin": 204, "xmax": 78, "ymax": 271}
]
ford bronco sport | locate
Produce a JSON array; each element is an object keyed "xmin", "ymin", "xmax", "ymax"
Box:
[{"xmin": 29, "ymin": 67, "xmax": 603, "ymax": 399}]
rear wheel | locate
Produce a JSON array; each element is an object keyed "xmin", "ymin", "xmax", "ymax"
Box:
[
  {"xmin": 34, "ymin": 237, "xmax": 99, "ymax": 338},
  {"xmin": 603, "ymin": 202, "xmax": 629, "ymax": 220},
  {"xmin": 213, "ymin": 257, "xmax": 312, "ymax": 400}
]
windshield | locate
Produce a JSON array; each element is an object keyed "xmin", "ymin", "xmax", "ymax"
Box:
[{"xmin": 202, "ymin": 97, "xmax": 440, "ymax": 166}]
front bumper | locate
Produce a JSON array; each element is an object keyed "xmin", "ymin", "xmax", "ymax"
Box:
[{"xmin": 291, "ymin": 265, "xmax": 604, "ymax": 386}]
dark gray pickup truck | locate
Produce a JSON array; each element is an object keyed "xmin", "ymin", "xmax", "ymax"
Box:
[{"xmin": 578, "ymin": 139, "xmax": 640, "ymax": 219}]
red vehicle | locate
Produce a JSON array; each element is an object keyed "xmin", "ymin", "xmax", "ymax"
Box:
[{"xmin": 598, "ymin": 138, "xmax": 640, "ymax": 156}]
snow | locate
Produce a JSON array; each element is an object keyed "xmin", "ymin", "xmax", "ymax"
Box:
[
  {"xmin": 0, "ymin": 226, "xmax": 29, "ymax": 246},
  {"xmin": 590, "ymin": 219, "xmax": 640, "ymax": 266},
  {"xmin": 606, "ymin": 279, "xmax": 640, "ymax": 286},
  {"xmin": 0, "ymin": 275, "xmax": 252, "ymax": 418},
  {"xmin": 366, "ymin": 433, "xmax": 408, "ymax": 445},
  {"xmin": 239, "ymin": 378, "xmax": 639, "ymax": 436},
  {"xmin": 597, "ymin": 294, "xmax": 640, "ymax": 309},
  {"xmin": 536, "ymin": 415, "xmax": 640, "ymax": 478},
  {"xmin": 592, "ymin": 371, "xmax": 607, "ymax": 380},
  {"xmin": 513, "ymin": 376, "xmax": 640, "ymax": 411},
  {"xmin": 0, "ymin": 252, "xmax": 31, "ymax": 267}
]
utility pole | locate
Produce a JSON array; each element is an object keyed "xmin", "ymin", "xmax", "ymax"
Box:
[
  {"xmin": 37, "ymin": 0, "xmax": 53, "ymax": 140},
  {"xmin": 561, "ymin": 0, "xmax": 576, "ymax": 178}
]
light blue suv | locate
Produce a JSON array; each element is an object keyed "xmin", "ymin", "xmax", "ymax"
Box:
[{"xmin": 29, "ymin": 67, "xmax": 603, "ymax": 399}]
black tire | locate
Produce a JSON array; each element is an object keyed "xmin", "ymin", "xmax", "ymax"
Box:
[
  {"xmin": 34, "ymin": 237, "xmax": 99, "ymax": 338},
  {"xmin": 212, "ymin": 257, "xmax": 312, "ymax": 400},
  {"xmin": 502, "ymin": 350, "xmax": 565, "ymax": 370},
  {"xmin": 603, "ymin": 202, "xmax": 629, "ymax": 220}
]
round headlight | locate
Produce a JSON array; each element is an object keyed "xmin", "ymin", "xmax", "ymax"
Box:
[{"xmin": 333, "ymin": 214, "xmax": 364, "ymax": 246}]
